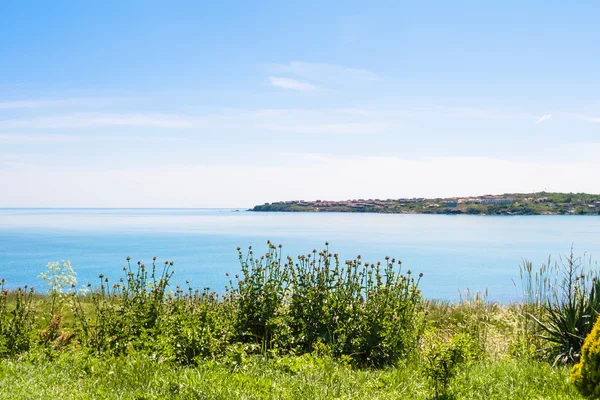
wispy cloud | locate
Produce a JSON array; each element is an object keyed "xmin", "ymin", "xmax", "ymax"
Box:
[
  {"xmin": 569, "ymin": 114, "xmax": 600, "ymax": 123},
  {"xmin": 0, "ymin": 104, "xmax": 533, "ymax": 135},
  {"xmin": 265, "ymin": 122, "xmax": 396, "ymax": 134},
  {"xmin": 267, "ymin": 77, "xmax": 318, "ymax": 91},
  {"xmin": 0, "ymin": 133, "xmax": 178, "ymax": 144},
  {"xmin": 0, "ymin": 113, "xmax": 201, "ymax": 130},
  {"xmin": 0, "ymin": 97, "xmax": 127, "ymax": 110},
  {"xmin": 535, "ymin": 113, "xmax": 552, "ymax": 124},
  {"xmin": 0, "ymin": 100, "xmax": 67, "ymax": 109},
  {"xmin": 266, "ymin": 61, "xmax": 381, "ymax": 88}
]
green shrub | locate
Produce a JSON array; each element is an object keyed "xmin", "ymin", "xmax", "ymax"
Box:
[
  {"xmin": 230, "ymin": 242, "xmax": 289, "ymax": 352},
  {"xmin": 570, "ymin": 316, "xmax": 600, "ymax": 397},
  {"xmin": 423, "ymin": 332, "xmax": 475, "ymax": 397},
  {"xmin": 159, "ymin": 287, "xmax": 235, "ymax": 364},
  {"xmin": 231, "ymin": 243, "xmax": 425, "ymax": 366},
  {"xmin": 71, "ymin": 257, "xmax": 175, "ymax": 354}
]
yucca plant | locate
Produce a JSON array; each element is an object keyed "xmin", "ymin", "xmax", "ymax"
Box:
[{"xmin": 522, "ymin": 250, "xmax": 600, "ymax": 364}]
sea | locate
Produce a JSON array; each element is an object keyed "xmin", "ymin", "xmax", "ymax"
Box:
[{"xmin": 1, "ymin": 208, "xmax": 599, "ymax": 302}]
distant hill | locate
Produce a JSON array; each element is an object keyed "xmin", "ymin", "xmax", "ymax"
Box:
[{"xmin": 251, "ymin": 192, "xmax": 600, "ymax": 215}]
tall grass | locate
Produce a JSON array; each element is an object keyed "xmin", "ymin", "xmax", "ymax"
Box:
[{"xmin": 520, "ymin": 249, "xmax": 600, "ymax": 364}]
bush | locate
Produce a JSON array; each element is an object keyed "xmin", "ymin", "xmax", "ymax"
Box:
[
  {"xmin": 231, "ymin": 242, "xmax": 426, "ymax": 366},
  {"xmin": 231, "ymin": 242, "xmax": 289, "ymax": 351},
  {"xmin": 159, "ymin": 286, "xmax": 235, "ymax": 364},
  {"xmin": 423, "ymin": 332, "xmax": 475, "ymax": 398},
  {"xmin": 570, "ymin": 316, "xmax": 600, "ymax": 397},
  {"xmin": 71, "ymin": 257, "xmax": 175, "ymax": 354}
]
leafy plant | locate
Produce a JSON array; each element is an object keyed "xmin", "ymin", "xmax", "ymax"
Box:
[
  {"xmin": 570, "ymin": 315, "xmax": 600, "ymax": 398},
  {"xmin": 71, "ymin": 257, "xmax": 175, "ymax": 354},
  {"xmin": 521, "ymin": 250, "xmax": 600, "ymax": 364},
  {"xmin": 230, "ymin": 242, "xmax": 289, "ymax": 353},
  {"xmin": 423, "ymin": 332, "xmax": 474, "ymax": 398},
  {"xmin": 0, "ymin": 280, "xmax": 36, "ymax": 357}
]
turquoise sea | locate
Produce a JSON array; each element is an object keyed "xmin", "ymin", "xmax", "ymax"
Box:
[{"xmin": 1, "ymin": 208, "xmax": 599, "ymax": 302}]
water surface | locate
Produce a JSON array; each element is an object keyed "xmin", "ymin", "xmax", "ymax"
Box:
[{"xmin": 1, "ymin": 208, "xmax": 599, "ymax": 302}]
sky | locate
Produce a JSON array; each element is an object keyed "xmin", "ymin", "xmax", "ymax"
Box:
[{"xmin": 0, "ymin": 0, "xmax": 599, "ymax": 207}]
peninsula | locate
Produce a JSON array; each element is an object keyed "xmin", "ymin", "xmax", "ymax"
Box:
[{"xmin": 251, "ymin": 192, "xmax": 600, "ymax": 215}]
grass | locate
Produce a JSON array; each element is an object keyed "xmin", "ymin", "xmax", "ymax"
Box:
[{"xmin": 0, "ymin": 352, "xmax": 582, "ymax": 399}]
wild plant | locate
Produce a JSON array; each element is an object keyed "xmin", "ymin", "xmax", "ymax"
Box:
[
  {"xmin": 231, "ymin": 242, "xmax": 426, "ymax": 366},
  {"xmin": 0, "ymin": 280, "xmax": 36, "ymax": 357},
  {"xmin": 337, "ymin": 256, "xmax": 425, "ymax": 366},
  {"xmin": 71, "ymin": 257, "xmax": 175, "ymax": 354},
  {"xmin": 521, "ymin": 249, "xmax": 600, "ymax": 364},
  {"xmin": 39, "ymin": 260, "xmax": 77, "ymax": 316},
  {"xmin": 230, "ymin": 242, "xmax": 289, "ymax": 352},
  {"xmin": 423, "ymin": 331, "xmax": 474, "ymax": 398},
  {"xmin": 454, "ymin": 288, "xmax": 492, "ymax": 359},
  {"xmin": 160, "ymin": 284, "xmax": 235, "ymax": 364}
]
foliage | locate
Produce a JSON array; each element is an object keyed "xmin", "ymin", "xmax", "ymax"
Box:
[
  {"xmin": 70, "ymin": 257, "xmax": 175, "ymax": 354},
  {"xmin": 521, "ymin": 250, "xmax": 600, "ymax": 364},
  {"xmin": 231, "ymin": 242, "xmax": 289, "ymax": 351},
  {"xmin": 423, "ymin": 332, "xmax": 475, "ymax": 398},
  {"xmin": 231, "ymin": 242, "xmax": 425, "ymax": 366},
  {"xmin": 0, "ymin": 280, "xmax": 36, "ymax": 357},
  {"xmin": 0, "ymin": 352, "xmax": 582, "ymax": 399},
  {"xmin": 571, "ymin": 315, "xmax": 600, "ymax": 398},
  {"xmin": 160, "ymin": 285, "xmax": 235, "ymax": 364},
  {"xmin": 1, "ymin": 243, "xmax": 596, "ymax": 398}
]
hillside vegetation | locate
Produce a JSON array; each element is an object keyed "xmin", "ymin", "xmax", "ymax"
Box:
[{"xmin": 252, "ymin": 192, "xmax": 600, "ymax": 215}]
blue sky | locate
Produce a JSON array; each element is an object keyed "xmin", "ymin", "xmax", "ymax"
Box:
[{"xmin": 1, "ymin": 1, "xmax": 599, "ymax": 207}]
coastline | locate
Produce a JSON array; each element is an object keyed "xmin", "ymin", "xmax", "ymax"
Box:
[{"xmin": 251, "ymin": 192, "xmax": 600, "ymax": 216}]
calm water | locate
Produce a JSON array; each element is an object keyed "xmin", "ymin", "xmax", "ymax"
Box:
[{"xmin": 1, "ymin": 208, "xmax": 599, "ymax": 302}]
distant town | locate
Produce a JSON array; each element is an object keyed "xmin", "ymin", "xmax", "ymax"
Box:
[{"xmin": 251, "ymin": 192, "xmax": 600, "ymax": 215}]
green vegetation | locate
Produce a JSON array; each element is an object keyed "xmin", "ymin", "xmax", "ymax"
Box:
[
  {"xmin": 1, "ymin": 244, "xmax": 599, "ymax": 398},
  {"xmin": 252, "ymin": 192, "xmax": 600, "ymax": 215},
  {"xmin": 521, "ymin": 251, "xmax": 600, "ymax": 364},
  {"xmin": 571, "ymin": 316, "xmax": 600, "ymax": 398},
  {"xmin": 0, "ymin": 353, "xmax": 581, "ymax": 399}
]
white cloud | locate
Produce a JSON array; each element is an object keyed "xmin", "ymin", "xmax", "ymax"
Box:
[
  {"xmin": 267, "ymin": 61, "xmax": 381, "ymax": 87},
  {"xmin": 0, "ymin": 100, "xmax": 66, "ymax": 109},
  {"xmin": 570, "ymin": 114, "xmax": 600, "ymax": 123},
  {"xmin": 0, "ymin": 97, "xmax": 127, "ymax": 110},
  {"xmin": 268, "ymin": 77, "xmax": 318, "ymax": 91},
  {"xmin": 0, "ymin": 104, "xmax": 559, "ymax": 138},
  {"xmin": 535, "ymin": 114, "xmax": 552, "ymax": 124},
  {"xmin": 0, "ymin": 133, "xmax": 177, "ymax": 144},
  {"xmin": 264, "ymin": 122, "xmax": 396, "ymax": 134},
  {"xmin": 0, "ymin": 113, "xmax": 202, "ymax": 130}
]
